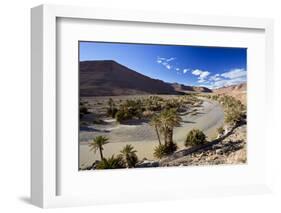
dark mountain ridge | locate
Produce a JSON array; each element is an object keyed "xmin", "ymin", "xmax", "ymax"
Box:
[{"xmin": 80, "ymin": 60, "xmax": 212, "ymax": 96}]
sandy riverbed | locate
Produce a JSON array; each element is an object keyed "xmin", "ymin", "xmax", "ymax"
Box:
[{"xmin": 79, "ymin": 99, "xmax": 224, "ymax": 168}]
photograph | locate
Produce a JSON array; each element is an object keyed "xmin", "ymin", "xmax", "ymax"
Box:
[{"xmin": 79, "ymin": 41, "xmax": 247, "ymax": 170}]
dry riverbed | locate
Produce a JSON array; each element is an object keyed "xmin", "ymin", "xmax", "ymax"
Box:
[{"xmin": 79, "ymin": 96, "xmax": 224, "ymax": 168}]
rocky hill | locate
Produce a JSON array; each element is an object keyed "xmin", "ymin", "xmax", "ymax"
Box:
[
  {"xmin": 80, "ymin": 60, "xmax": 212, "ymax": 96},
  {"xmin": 171, "ymin": 83, "xmax": 212, "ymax": 93},
  {"xmin": 214, "ymin": 83, "xmax": 247, "ymax": 105}
]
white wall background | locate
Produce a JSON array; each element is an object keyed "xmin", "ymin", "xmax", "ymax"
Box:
[{"xmin": 0, "ymin": 0, "xmax": 280, "ymax": 212}]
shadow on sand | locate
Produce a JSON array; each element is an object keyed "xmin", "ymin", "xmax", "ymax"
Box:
[
  {"xmin": 121, "ymin": 118, "xmax": 149, "ymax": 126},
  {"xmin": 80, "ymin": 126, "xmax": 110, "ymax": 133},
  {"xmin": 181, "ymin": 120, "xmax": 196, "ymax": 124}
]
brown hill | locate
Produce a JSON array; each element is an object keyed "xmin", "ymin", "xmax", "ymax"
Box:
[
  {"xmin": 214, "ymin": 83, "xmax": 247, "ymax": 105},
  {"xmin": 171, "ymin": 83, "xmax": 212, "ymax": 93},
  {"xmin": 80, "ymin": 60, "xmax": 212, "ymax": 96}
]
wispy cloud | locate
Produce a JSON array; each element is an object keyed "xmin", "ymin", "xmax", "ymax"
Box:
[
  {"xmin": 166, "ymin": 57, "xmax": 176, "ymax": 62},
  {"xmin": 191, "ymin": 69, "xmax": 210, "ymax": 83},
  {"xmin": 157, "ymin": 57, "xmax": 193, "ymax": 75},
  {"xmin": 210, "ymin": 77, "xmax": 246, "ymax": 88},
  {"xmin": 208, "ymin": 68, "xmax": 247, "ymax": 88},
  {"xmin": 166, "ymin": 65, "xmax": 172, "ymax": 70},
  {"xmin": 209, "ymin": 74, "xmax": 221, "ymax": 82},
  {"xmin": 221, "ymin": 68, "xmax": 246, "ymax": 79},
  {"xmin": 183, "ymin": 68, "xmax": 189, "ymax": 74},
  {"xmin": 156, "ymin": 56, "xmax": 176, "ymax": 70}
]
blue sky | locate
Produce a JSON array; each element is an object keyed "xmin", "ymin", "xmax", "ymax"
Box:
[{"xmin": 79, "ymin": 41, "xmax": 247, "ymax": 89}]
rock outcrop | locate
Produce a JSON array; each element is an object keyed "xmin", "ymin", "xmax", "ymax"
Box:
[{"xmin": 159, "ymin": 124, "xmax": 247, "ymax": 167}]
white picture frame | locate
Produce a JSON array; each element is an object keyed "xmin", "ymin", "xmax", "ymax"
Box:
[{"xmin": 31, "ymin": 4, "xmax": 274, "ymax": 208}]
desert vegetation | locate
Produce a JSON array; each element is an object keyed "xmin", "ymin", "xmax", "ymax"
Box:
[
  {"xmin": 205, "ymin": 94, "xmax": 246, "ymax": 126},
  {"xmin": 89, "ymin": 136, "xmax": 109, "ymax": 160},
  {"xmin": 119, "ymin": 144, "xmax": 138, "ymax": 168},
  {"xmin": 185, "ymin": 129, "xmax": 207, "ymax": 147},
  {"xmin": 151, "ymin": 109, "xmax": 181, "ymax": 159},
  {"xmin": 80, "ymin": 92, "xmax": 247, "ymax": 170},
  {"xmin": 79, "ymin": 99, "xmax": 90, "ymax": 118}
]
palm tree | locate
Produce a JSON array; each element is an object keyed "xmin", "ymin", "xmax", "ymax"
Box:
[
  {"xmin": 96, "ymin": 155, "xmax": 125, "ymax": 169},
  {"xmin": 150, "ymin": 115, "xmax": 162, "ymax": 145},
  {"xmin": 120, "ymin": 144, "xmax": 138, "ymax": 168},
  {"xmin": 108, "ymin": 98, "xmax": 115, "ymax": 111},
  {"xmin": 89, "ymin": 136, "xmax": 109, "ymax": 160},
  {"xmin": 158, "ymin": 110, "xmax": 171, "ymax": 145},
  {"xmin": 158, "ymin": 109, "xmax": 182, "ymax": 145},
  {"xmin": 166, "ymin": 109, "xmax": 182, "ymax": 144}
]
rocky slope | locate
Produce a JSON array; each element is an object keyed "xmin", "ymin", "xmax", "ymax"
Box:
[
  {"xmin": 214, "ymin": 83, "xmax": 247, "ymax": 105},
  {"xmin": 80, "ymin": 60, "xmax": 212, "ymax": 96},
  {"xmin": 159, "ymin": 124, "xmax": 246, "ymax": 167},
  {"xmin": 171, "ymin": 83, "xmax": 212, "ymax": 93}
]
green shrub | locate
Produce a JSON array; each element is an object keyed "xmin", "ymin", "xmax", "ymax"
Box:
[
  {"xmin": 185, "ymin": 129, "xmax": 206, "ymax": 147},
  {"xmin": 120, "ymin": 144, "xmax": 138, "ymax": 168},
  {"xmin": 217, "ymin": 126, "xmax": 225, "ymax": 135},
  {"xmin": 206, "ymin": 94, "xmax": 246, "ymax": 127},
  {"xmin": 80, "ymin": 106, "xmax": 89, "ymax": 114},
  {"xmin": 115, "ymin": 110, "xmax": 124, "ymax": 123},
  {"xmin": 80, "ymin": 106, "xmax": 89, "ymax": 118},
  {"xmin": 107, "ymin": 98, "xmax": 118, "ymax": 118},
  {"xmin": 114, "ymin": 99, "xmax": 145, "ymax": 122},
  {"xmin": 153, "ymin": 142, "xmax": 178, "ymax": 159},
  {"xmin": 96, "ymin": 155, "xmax": 125, "ymax": 169},
  {"xmin": 115, "ymin": 110, "xmax": 132, "ymax": 123},
  {"xmin": 92, "ymin": 118, "xmax": 104, "ymax": 124},
  {"xmin": 165, "ymin": 142, "xmax": 178, "ymax": 154},
  {"xmin": 225, "ymin": 107, "xmax": 245, "ymax": 125},
  {"xmin": 142, "ymin": 110, "xmax": 154, "ymax": 118},
  {"xmin": 79, "ymin": 100, "xmax": 90, "ymax": 118},
  {"xmin": 107, "ymin": 107, "xmax": 118, "ymax": 118},
  {"xmin": 153, "ymin": 144, "xmax": 167, "ymax": 159}
]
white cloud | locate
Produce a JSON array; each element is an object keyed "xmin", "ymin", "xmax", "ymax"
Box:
[
  {"xmin": 221, "ymin": 68, "xmax": 246, "ymax": 79},
  {"xmin": 211, "ymin": 77, "xmax": 246, "ymax": 88},
  {"xmin": 183, "ymin": 68, "xmax": 189, "ymax": 74},
  {"xmin": 198, "ymin": 79, "xmax": 206, "ymax": 83},
  {"xmin": 200, "ymin": 72, "xmax": 210, "ymax": 79},
  {"xmin": 209, "ymin": 74, "xmax": 221, "ymax": 82},
  {"xmin": 156, "ymin": 56, "xmax": 176, "ymax": 70},
  {"xmin": 191, "ymin": 69, "xmax": 210, "ymax": 83},
  {"xmin": 192, "ymin": 69, "xmax": 202, "ymax": 76},
  {"xmin": 208, "ymin": 68, "xmax": 247, "ymax": 88},
  {"xmin": 175, "ymin": 68, "xmax": 180, "ymax": 71},
  {"xmin": 166, "ymin": 57, "xmax": 176, "ymax": 62},
  {"xmin": 166, "ymin": 65, "xmax": 172, "ymax": 69}
]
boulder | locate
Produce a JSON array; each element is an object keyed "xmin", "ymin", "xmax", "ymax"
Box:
[{"xmin": 136, "ymin": 160, "xmax": 159, "ymax": 168}]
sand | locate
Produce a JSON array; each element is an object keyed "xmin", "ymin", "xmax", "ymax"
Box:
[{"xmin": 79, "ymin": 99, "xmax": 224, "ymax": 168}]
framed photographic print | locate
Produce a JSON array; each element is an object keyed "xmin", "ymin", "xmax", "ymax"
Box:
[
  {"xmin": 78, "ymin": 41, "xmax": 247, "ymax": 170},
  {"xmin": 31, "ymin": 4, "xmax": 274, "ymax": 208}
]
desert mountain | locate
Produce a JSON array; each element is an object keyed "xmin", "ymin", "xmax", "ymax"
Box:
[
  {"xmin": 214, "ymin": 83, "xmax": 247, "ymax": 104},
  {"xmin": 80, "ymin": 60, "xmax": 212, "ymax": 96},
  {"xmin": 171, "ymin": 83, "xmax": 212, "ymax": 93}
]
